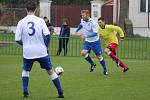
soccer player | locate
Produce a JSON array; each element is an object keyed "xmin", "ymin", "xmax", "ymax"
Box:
[
  {"xmin": 97, "ymin": 17, "xmax": 129, "ymax": 72},
  {"xmin": 75, "ymin": 10, "xmax": 108, "ymax": 75},
  {"xmin": 15, "ymin": 1, "xmax": 64, "ymax": 98}
]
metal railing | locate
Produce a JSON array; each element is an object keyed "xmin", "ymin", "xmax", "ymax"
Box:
[{"xmin": 0, "ymin": 33, "xmax": 150, "ymax": 60}]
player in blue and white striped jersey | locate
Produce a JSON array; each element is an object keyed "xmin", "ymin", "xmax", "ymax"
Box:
[{"xmin": 75, "ymin": 10, "xmax": 108, "ymax": 75}]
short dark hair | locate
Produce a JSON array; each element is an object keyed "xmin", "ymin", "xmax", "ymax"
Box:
[
  {"xmin": 98, "ymin": 17, "xmax": 105, "ymax": 21},
  {"xmin": 26, "ymin": 1, "xmax": 36, "ymax": 12},
  {"xmin": 43, "ymin": 16, "xmax": 48, "ymax": 19},
  {"xmin": 81, "ymin": 10, "xmax": 90, "ymax": 15},
  {"xmin": 63, "ymin": 18, "xmax": 69, "ymax": 25}
]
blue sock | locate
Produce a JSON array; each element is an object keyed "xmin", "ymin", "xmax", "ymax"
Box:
[
  {"xmin": 85, "ymin": 54, "xmax": 95, "ymax": 65},
  {"xmin": 100, "ymin": 57, "xmax": 107, "ymax": 72},
  {"xmin": 51, "ymin": 73, "xmax": 63, "ymax": 95},
  {"xmin": 22, "ymin": 77, "xmax": 29, "ymax": 93}
]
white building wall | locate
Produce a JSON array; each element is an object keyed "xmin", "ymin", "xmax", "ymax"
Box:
[
  {"xmin": 129, "ymin": 0, "xmax": 148, "ymax": 27},
  {"xmin": 40, "ymin": 0, "xmax": 52, "ymax": 20},
  {"xmin": 91, "ymin": 0, "xmax": 103, "ymax": 22},
  {"xmin": 113, "ymin": 0, "xmax": 120, "ymax": 24},
  {"xmin": 133, "ymin": 28, "xmax": 150, "ymax": 37},
  {"xmin": 129, "ymin": 0, "xmax": 150, "ymax": 37}
]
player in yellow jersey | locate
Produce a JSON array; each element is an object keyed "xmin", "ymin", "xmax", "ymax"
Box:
[{"xmin": 97, "ymin": 17, "xmax": 129, "ymax": 72}]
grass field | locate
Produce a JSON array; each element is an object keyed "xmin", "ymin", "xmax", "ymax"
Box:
[{"xmin": 0, "ymin": 55, "xmax": 150, "ymax": 100}]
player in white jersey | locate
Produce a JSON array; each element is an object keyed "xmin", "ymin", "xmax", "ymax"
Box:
[
  {"xmin": 15, "ymin": 1, "xmax": 64, "ymax": 98},
  {"xmin": 75, "ymin": 10, "xmax": 107, "ymax": 75}
]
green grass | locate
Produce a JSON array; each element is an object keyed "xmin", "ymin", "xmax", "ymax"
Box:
[{"xmin": 0, "ymin": 55, "xmax": 150, "ymax": 100}]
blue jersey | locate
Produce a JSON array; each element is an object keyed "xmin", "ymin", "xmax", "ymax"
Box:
[{"xmin": 76, "ymin": 18, "xmax": 99, "ymax": 42}]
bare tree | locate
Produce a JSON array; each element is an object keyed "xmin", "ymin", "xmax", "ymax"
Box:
[
  {"xmin": 119, "ymin": 0, "xmax": 133, "ymax": 37},
  {"xmin": 119, "ymin": 0, "xmax": 129, "ymax": 30}
]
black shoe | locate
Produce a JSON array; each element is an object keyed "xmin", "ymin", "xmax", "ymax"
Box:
[
  {"xmin": 57, "ymin": 91, "xmax": 64, "ymax": 98},
  {"xmin": 116, "ymin": 59, "xmax": 120, "ymax": 67},
  {"xmin": 90, "ymin": 64, "xmax": 96, "ymax": 72},
  {"xmin": 123, "ymin": 68, "xmax": 129, "ymax": 72},
  {"xmin": 103, "ymin": 71, "xmax": 108, "ymax": 75},
  {"xmin": 23, "ymin": 92, "xmax": 29, "ymax": 98},
  {"xmin": 58, "ymin": 94, "xmax": 64, "ymax": 98}
]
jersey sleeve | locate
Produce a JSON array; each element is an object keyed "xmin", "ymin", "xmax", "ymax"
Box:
[
  {"xmin": 75, "ymin": 23, "xmax": 83, "ymax": 32},
  {"xmin": 108, "ymin": 25, "xmax": 124, "ymax": 38},
  {"xmin": 15, "ymin": 21, "xmax": 22, "ymax": 41},
  {"xmin": 41, "ymin": 19, "xmax": 50, "ymax": 36}
]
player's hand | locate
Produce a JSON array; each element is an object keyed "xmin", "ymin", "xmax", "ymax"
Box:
[
  {"xmin": 81, "ymin": 33, "xmax": 88, "ymax": 39},
  {"xmin": 73, "ymin": 32, "xmax": 78, "ymax": 35}
]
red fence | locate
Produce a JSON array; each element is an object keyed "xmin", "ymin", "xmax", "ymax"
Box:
[
  {"xmin": 101, "ymin": 4, "xmax": 113, "ymax": 24},
  {"xmin": 0, "ymin": 4, "xmax": 114, "ymax": 27},
  {"xmin": 51, "ymin": 5, "xmax": 91, "ymax": 27}
]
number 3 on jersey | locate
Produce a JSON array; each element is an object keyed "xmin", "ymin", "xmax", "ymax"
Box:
[{"xmin": 28, "ymin": 22, "xmax": 35, "ymax": 36}]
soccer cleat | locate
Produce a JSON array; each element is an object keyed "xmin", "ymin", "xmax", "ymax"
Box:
[
  {"xmin": 103, "ymin": 71, "xmax": 108, "ymax": 75},
  {"xmin": 123, "ymin": 67, "xmax": 129, "ymax": 72},
  {"xmin": 23, "ymin": 92, "xmax": 29, "ymax": 98},
  {"xmin": 90, "ymin": 64, "xmax": 96, "ymax": 72},
  {"xmin": 116, "ymin": 59, "xmax": 120, "ymax": 67},
  {"xmin": 58, "ymin": 94, "xmax": 64, "ymax": 98},
  {"xmin": 58, "ymin": 91, "xmax": 64, "ymax": 98}
]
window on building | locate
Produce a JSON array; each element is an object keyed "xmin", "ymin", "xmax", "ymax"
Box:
[
  {"xmin": 148, "ymin": 0, "xmax": 150, "ymax": 12},
  {"xmin": 140, "ymin": 0, "xmax": 146, "ymax": 12},
  {"xmin": 140, "ymin": 0, "xmax": 150, "ymax": 12}
]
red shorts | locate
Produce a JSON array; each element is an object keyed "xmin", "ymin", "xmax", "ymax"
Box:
[{"xmin": 107, "ymin": 43, "xmax": 118, "ymax": 54}]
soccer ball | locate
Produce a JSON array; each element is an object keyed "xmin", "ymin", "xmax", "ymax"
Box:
[{"xmin": 55, "ymin": 66, "xmax": 64, "ymax": 75}]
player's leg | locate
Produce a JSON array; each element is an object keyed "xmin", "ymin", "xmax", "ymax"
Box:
[
  {"xmin": 88, "ymin": 48, "xmax": 91, "ymax": 54},
  {"xmin": 22, "ymin": 58, "xmax": 34, "ymax": 98},
  {"xmin": 47, "ymin": 69, "xmax": 64, "ymax": 98},
  {"xmin": 38, "ymin": 56, "xmax": 64, "ymax": 98},
  {"xmin": 105, "ymin": 43, "xmax": 128, "ymax": 72},
  {"xmin": 91, "ymin": 40, "xmax": 108, "ymax": 75},
  {"xmin": 81, "ymin": 41, "xmax": 96, "ymax": 72}
]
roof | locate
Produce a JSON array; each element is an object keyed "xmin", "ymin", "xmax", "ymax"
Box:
[{"xmin": 103, "ymin": 0, "xmax": 113, "ymax": 5}]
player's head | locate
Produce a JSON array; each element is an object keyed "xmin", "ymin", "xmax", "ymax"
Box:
[
  {"xmin": 81, "ymin": 10, "xmax": 90, "ymax": 22},
  {"xmin": 98, "ymin": 17, "xmax": 105, "ymax": 29},
  {"xmin": 43, "ymin": 16, "xmax": 49, "ymax": 23},
  {"xmin": 26, "ymin": 1, "xmax": 37, "ymax": 13},
  {"xmin": 63, "ymin": 18, "xmax": 69, "ymax": 25}
]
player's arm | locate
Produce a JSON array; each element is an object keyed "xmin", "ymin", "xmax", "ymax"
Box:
[
  {"xmin": 16, "ymin": 41, "xmax": 23, "ymax": 45},
  {"xmin": 110, "ymin": 25, "xmax": 125, "ymax": 40},
  {"xmin": 75, "ymin": 23, "xmax": 83, "ymax": 33},
  {"xmin": 42, "ymin": 19, "xmax": 50, "ymax": 48},
  {"xmin": 75, "ymin": 23, "xmax": 86, "ymax": 39},
  {"xmin": 81, "ymin": 22, "xmax": 98, "ymax": 38},
  {"xmin": 87, "ymin": 32, "xmax": 97, "ymax": 37},
  {"xmin": 44, "ymin": 35, "xmax": 50, "ymax": 48},
  {"xmin": 15, "ymin": 22, "xmax": 23, "ymax": 45}
]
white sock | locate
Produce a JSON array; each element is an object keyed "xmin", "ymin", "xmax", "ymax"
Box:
[
  {"xmin": 22, "ymin": 70, "xmax": 29, "ymax": 77},
  {"xmin": 100, "ymin": 57, "xmax": 104, "ymax": 61},
  {"xmin": 84, "ymin": 54, "xmax": 89, "ymax": 58},
  {"xmin": 50, "ymin": 72, "xmax": 58, "ymax": 80}
]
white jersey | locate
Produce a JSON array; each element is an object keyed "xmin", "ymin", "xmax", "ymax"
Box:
[
  {"xmin": 80, "ymin": 18, "xmax": 99, "ymax": 42},
  {"xmin": 15, "ymin": 15, "xmax": 50, "ymax": 59}
]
